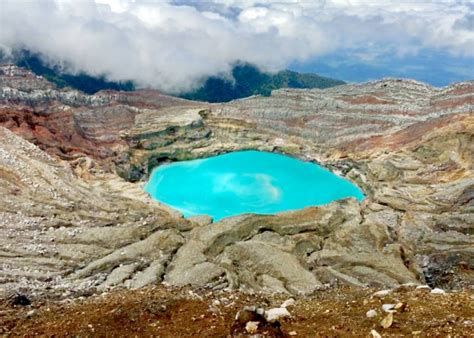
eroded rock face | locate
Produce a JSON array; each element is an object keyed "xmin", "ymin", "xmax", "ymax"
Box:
[
  {"xmin": 213, "ymin": 79, "xmax": 473, "ymax": 150},
  {"xmin": 0, "ymin": 66, "xmax": 472, "ymax": 298}
]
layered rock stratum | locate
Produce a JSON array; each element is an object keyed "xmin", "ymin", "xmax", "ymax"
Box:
[{"xmin": 0, "ymin": 64, "xmax": 472, "ymax": 298}]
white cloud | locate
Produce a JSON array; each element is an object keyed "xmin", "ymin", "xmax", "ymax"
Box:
[{"xmin": 0, "ymin": 0, "xmax": 472, "ymax": 92}]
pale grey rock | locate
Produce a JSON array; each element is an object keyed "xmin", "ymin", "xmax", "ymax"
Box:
[
  {"xmin": 164, "ymin": 240, "xmax": 225, "ymax": 286},
  {"xmin": 382, "ymin": 304, "xmax": 396, "ymax": 313},
  {"xmin": 245, "ymin": 321, "xmax": 259, "ymax": 334},
  {"xmin": 126, "ymin": 257, "xmax": 168, "ymax": 289},
  {"xmin": 281, "ymin": 298, "xmax": 296, "ymax": 308},
  {"xmin": 366, "ymin": 309, "xmax": 377, "ymax": 318},
  {"xmin": 187, "ymin": 215, "xmax": 213, "ymax": 227},
  {"xmin": 0, "ymin": 70, "xmax": 472, "ymax": 297},
  {"xmin": 260, "ymin": 275, "xmax": 290, "ymax": 295},
  {"xmin": 431, "ymin": 288, "xmax": 446, "ymax": 294},
  {"xmin": 265, "ymin": 307, "xmax": 291, "ymax": 323},
  {"xmin": 221, "ymin": 241, "xmax": 321, "ymax": 295},
  {"xmin": 370, "ymin": 329, "xmax": 382, "ymax": 338},
  {"xmin": 99, "ymin": 263, "xmax": 138, "ymax": 289},
  {"xmin": 373, "ymin": 290, "xmax": 392, "ymax": 297}
]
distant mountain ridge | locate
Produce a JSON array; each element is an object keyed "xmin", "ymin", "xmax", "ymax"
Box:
[
  {"xmin": 7, "ymin": 51, "xmax": 344, "ymax": 102},
  {"xmin": 12, "ymin": 51, "xmax": 135, "ymax": 94},
  {"xmin": 181, "ymin": 63, "xmax": 345, "ymax": 102}
]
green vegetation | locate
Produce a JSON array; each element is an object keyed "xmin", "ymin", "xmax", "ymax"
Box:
[
  {"xmin": 12, "ymin": 52, "xmax": 344, "ymax": 102},
  {"xmin": 15, "ymin": 52, "xmax": 135, "ymax": 94},
  {"xmin": 181, "ymin": 63, "xmax": 345, "ymax": 102}
]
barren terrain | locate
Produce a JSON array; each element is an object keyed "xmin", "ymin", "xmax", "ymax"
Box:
[
  {"xmin": 2, "ymin": 285, "xmax": 473, "ymax": 337},
  {"xmin": 0, "ymin": 64, "xmax": 472, "ymax": 335}
]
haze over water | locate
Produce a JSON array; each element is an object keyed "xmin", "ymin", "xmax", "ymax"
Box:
[{"xmin": 145, "ymin": 151, "xmax": 364, "ymax": 221}]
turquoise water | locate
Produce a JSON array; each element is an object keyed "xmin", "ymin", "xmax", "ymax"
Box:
[{"xmin": 145, "ymin": 150, "xmax": 364, "ymax": 221}]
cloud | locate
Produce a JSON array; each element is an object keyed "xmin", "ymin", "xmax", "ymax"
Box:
[{"xmin": 0, "ymin": 0, "xmax": 472, "ymax": 92}]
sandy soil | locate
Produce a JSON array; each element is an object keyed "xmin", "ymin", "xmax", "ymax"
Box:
[{"xmin": 1, "ymin": 285, "xmax": 473, "ymax": 337}]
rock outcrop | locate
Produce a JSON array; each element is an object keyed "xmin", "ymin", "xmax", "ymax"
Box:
[{"xmin": 0, "ymin": 65, "xmax": 472, "ymax": 298}]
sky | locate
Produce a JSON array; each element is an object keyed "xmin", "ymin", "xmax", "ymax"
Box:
[{"xmin": 0, "ymin": 0, "xmax": 473, "ymax": 92}]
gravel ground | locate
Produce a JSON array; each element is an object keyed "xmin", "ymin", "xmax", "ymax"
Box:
[{"xmin": 1, "ymin": 285, "xmax": 472, "ymax": 337}]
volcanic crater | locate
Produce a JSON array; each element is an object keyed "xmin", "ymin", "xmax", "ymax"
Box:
[{"xmin": 0, "ymin": 64, "xmax": 472, "ymax": 300}]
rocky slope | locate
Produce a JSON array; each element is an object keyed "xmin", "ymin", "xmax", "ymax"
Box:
[{"xmin": 0, "ymin": 64, "xmax": 472, "ymax": 299}]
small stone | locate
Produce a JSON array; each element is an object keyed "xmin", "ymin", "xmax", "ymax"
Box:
[
  {"xmin": 370, "ymin": 329, "xmax": 382, "ymax": 338},
  {"xmin": 400, "ymin": 282, "xmax": 418, "ymax": 288},
  {"xmin": 431, "ymin": 288, "xmax": 445, "ymax": 294},
  {"xmin": 382, "ymin": 304, "xmax": 396, "ymax": 313},
  {"xmin": 11, "ymin": 294, "xmax": 31, "ymax": 306},
  {"xmin": 265, "ymin": 307, "xmax": 291, "ymax": 323},
  {"xmin": 373, "ymin": 289, "xmax": 391, "ymax": 297},
  {"xmin": 243, "ymin": 305, "xmax": 256, "ymax": 313},
  {"xmin": 380, "ymin": 312, "xmax": 394, "ymax": 329},
  {"xmin": 281, "ymin": 298, "xmax": 295, "ymax": 308},
  {"xmin": 366, "ymin": 309, "xmax": 377, "ymax": 318},
  {"xmin": 26, "ymin": 309, "xmax": 36, "ymax": 317},
  {"xmin": 289, "ymin": 331, "xmax": 297, "ymax": 336},
  {"xmin": 416, "ymin": 285, "xmax": 431, "ymax": 290},
  {"xmin": 394, "ymin": 302, "xmax": 405, "ymax": 311},
  {"xmin": 245, "ymin": 321, "xmax": 259, "ymax": 334},
  {"xmin": 212, "ymin": 300, "xmax": 221, "ymax": 306}
]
